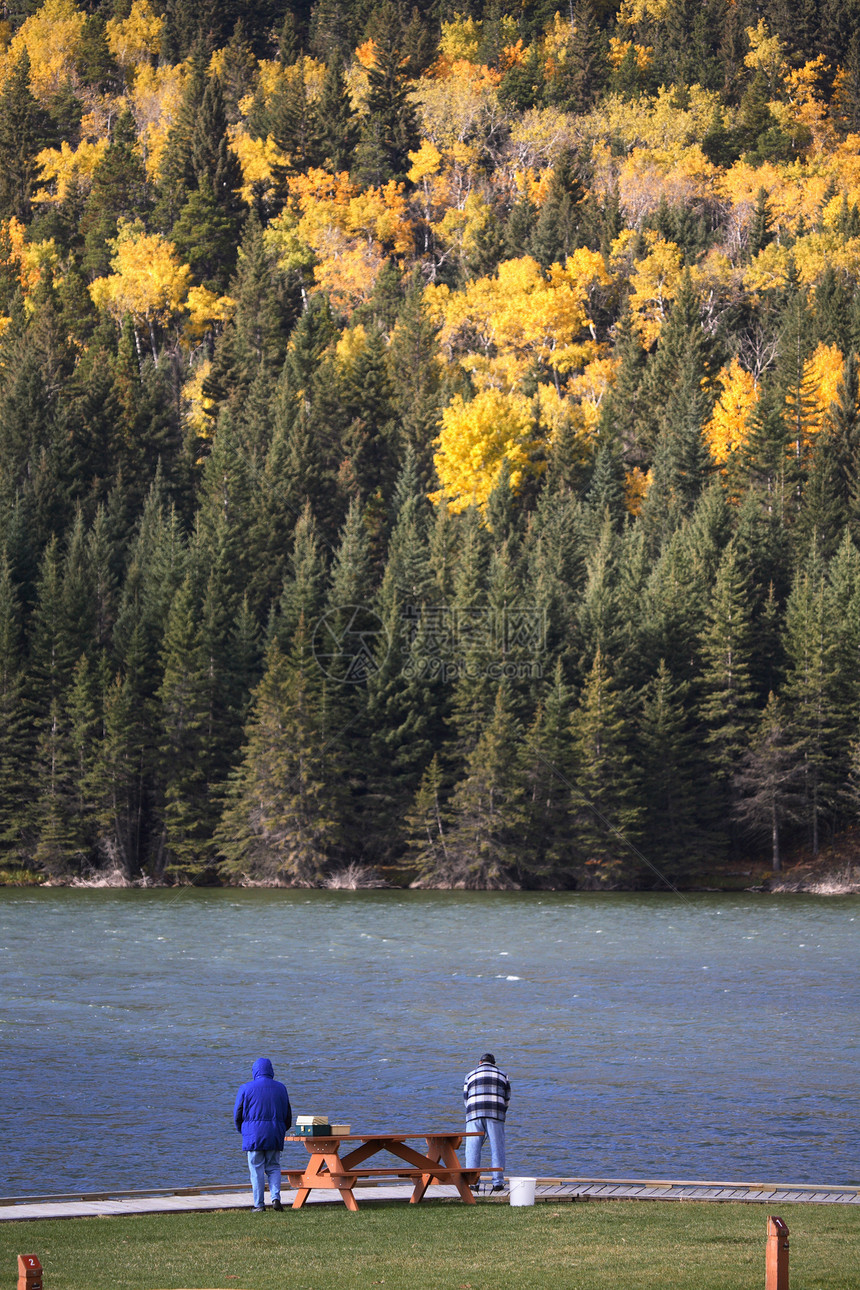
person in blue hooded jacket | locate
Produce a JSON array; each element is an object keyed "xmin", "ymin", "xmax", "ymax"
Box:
[{"xmin": 233, "ymin": 1057, "xmax": 292, "ymax": 1212}]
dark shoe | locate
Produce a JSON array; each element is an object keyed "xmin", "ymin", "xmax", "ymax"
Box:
[
  {"xmin": 271, "ymin": 1198, "xmax": 284, "ymax": 1211},
  {"xmin": 470, "ymin": 1184, "xmax": 481, "ymax": 1194},
  {"xmin": 492, "ymin": 1183, "xmax": 505, "ymax": 1192},
  {"xmin": 251, "ymin": 1205, "xmax": 265, "ymax": 1212}
]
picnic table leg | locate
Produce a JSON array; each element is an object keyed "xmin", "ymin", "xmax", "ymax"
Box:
[
  {"xmin": 435, "ymin": 1136, "xmax": 476, "ymax": 1205},
  {"xmin": 409, "ymin": 1137, "xmax": 445, "ymax": 1204},
  {"xmin": 291, "ymin": 1150, "xmax": 359, "ymax": 1211}
]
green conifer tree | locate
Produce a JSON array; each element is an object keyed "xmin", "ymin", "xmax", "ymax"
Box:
[
  {"xmin": 528, "ymin": 149, "xmax": 585, "ymax": 269},
  {"xmin": 569, "ymin": 648, "xmax": 642, "ymax": 886},
  {"xmin": 403, "ymin": 752, "xmax": 449, "ymax": 884},
  {"xmin": 352, "ymin": 4, "xmax": 420, "ymax": 185},
  {"xmin": 732, "ymin": 691, "xmax": 803, "ymax": 871},
  {"xmin": 443, "ymin": 680, "xmax": 526, "ymax": 888},
  {"xmin": 157, "ymin": 575, "xmax": 211, "ymax": 880},
  {"xmin": 0, "ymin": 554, "xmax": 31, "ymax": 860},
  {"xmin": 0, "ymin": 52, "xmax": 55, "ymax": 221},
  {"xmin": 311, "ymin": 59, "xmax": 359, "ymax": 172},
  {"xmin": 781, "ymin": 550, "xmax": 850, "ymax": 856},
  {"xmin": 637, "ymin": 659, "xmax": 704, "ymax": 877},
  {"xmin": 217, "ymin": 628, "xmax": 340, "ymax": 884},
  {"xmin": 697, "ymin": 540, "xmax": 757, "ymax": 836},
  {"xmin": 518, "ymin": 659, "xmax": 575, "ymax": 883}
]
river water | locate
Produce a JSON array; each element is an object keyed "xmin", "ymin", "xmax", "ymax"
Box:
[{"xmin": 0, "ymin": 889, "xmax": 857, "ymax": 1194}]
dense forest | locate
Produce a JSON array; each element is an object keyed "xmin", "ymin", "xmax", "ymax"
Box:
[{"xmin": 2, "ymin": 0, "xmax": 860, "ymax": 887}]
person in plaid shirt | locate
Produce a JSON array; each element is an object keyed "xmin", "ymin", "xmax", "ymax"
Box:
[{"xmin": 463, "ymin": 1052, "xmax": 511, "ymax": 1192}]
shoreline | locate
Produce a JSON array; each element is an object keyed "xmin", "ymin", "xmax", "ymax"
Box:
[{"xmin": 1, "ymin": 870, "xmax": 858, "ymax": 893}]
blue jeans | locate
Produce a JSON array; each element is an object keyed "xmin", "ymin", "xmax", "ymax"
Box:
[
  {"xmin": 247, "ymin": 1148, "xmax": 281, "ymax": 1207},
  {"xmin": 465, "ymin": 1117, "xmax": 505, "ymax": 1178}
]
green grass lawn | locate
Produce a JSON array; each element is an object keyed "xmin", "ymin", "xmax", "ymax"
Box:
[{"xmin": 1, "ymin": 1201, "xmax": 858, "ymax": 1290}]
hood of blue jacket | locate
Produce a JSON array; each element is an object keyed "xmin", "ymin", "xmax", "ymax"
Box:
[{"xmin": 252, "ymin": 1057, "xmax": 274, "ymax": 1079}]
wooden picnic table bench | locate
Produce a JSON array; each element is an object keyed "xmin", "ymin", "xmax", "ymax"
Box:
[{"xmin": 284, "ymin": 1131, "xmax": 483, "ymax": 1211}]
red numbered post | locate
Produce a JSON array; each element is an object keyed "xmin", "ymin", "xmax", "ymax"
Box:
[{"xmin": 17, "ymin": 1254, "xmax": 43, "ymax": 1290}]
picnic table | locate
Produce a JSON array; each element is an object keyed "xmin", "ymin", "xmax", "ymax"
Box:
[{"xmin": 284, "ymin": 1131, "xmax": 483, "ymax": 1211}]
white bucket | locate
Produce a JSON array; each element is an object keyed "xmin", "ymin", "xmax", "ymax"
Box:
[{"xmin": 508, "ymin": 1176, "xmax": 536, "ymax": 1206}]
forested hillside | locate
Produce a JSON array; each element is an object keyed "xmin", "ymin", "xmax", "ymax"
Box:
[{"xmin": 2, "ymin": 0, "xmax": 860, "ymax": 887}]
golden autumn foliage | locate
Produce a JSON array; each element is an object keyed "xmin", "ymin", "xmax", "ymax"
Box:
[
  {"xmin": 130, "ymin": 62, "xmax": 188, "ymax": 179},
  {"xmin": 803, "ymin": 343, "xmax": 845, "ymax": 438},
  {"xmin": 105, "ymin": 0, "xmax": 163, "ymax": 75},
  {"xmin": 1, "ymin": 217, "xmax": 58, "ymax": 304},
  {"xmin": 89, "ymin": 224, "xmax": 192, "ymax": 338},
  {"xmin": 427, "ymin": 251, "xmax": 609, "ymax": 392},
  {"xmin": 1, "ymin": 0, "xmax": 85, "ymax": 100},
  {"xmin": 266, "ymin": 169, "xmax": 413, "ymax": 306},
  {"xmin": 438, "ymin": 17, "xmax": 482, "ymax": 64},
  {"xmin": 35, "ymin": 138, "xmax": 108, "ymax": 203},
  {"xmin": 413, "ymin": 58, "xmax": 502, "ymax": 153},
  {"xmin": 183, "ymin": 286, "xmax": 235, "ymax": 342},
  {"xmin": 228, "ymin": 126, "xmax": 287, "ymax": 205},
  {"xmin": 181, "ymin": 359, "xmax": 216, "ymax": 437},
  {"xmin": 608, "ymin": 37, "xmax": 653, "ymax": 71},
  {"xmin": 620, "ymin": 233, "xmax": 684, "ymax": 347},
  {"xmin": 705, "ymin": 359, "xmax": 758, "ymax": 465},
  {"xmin": 432, "ymin": 387, "xmax": 537, "ymax": 513}
]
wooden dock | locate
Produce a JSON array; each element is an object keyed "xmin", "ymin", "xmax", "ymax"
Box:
[{"xmin": 1, "ymin": 1176, "xmax": 858, "ymax": 1221}]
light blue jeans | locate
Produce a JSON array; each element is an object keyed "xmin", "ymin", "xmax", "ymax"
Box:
[
  {"xmin": 247, "ymin": 1148, "xmax": 281, "ymax": 1207},
  {"xmin": 465, "ymin": 1117, "xmax": 506, "ymax": 1178}
]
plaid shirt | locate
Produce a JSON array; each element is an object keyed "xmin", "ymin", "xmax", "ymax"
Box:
[{"xmin": 463, "ymin": 1062, "xmax": 511, "ymax": 1122}]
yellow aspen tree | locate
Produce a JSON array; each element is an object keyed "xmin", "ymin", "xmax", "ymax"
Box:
[
  {"xmin": 130, "ymin": 63, "xmax": 188, "ymax": 179},
  {"xmin": 0, "ymin": 217, "xmax": 59, "ymax": 304},
  {"xmin": 105, "ymin": 0, "xmax": 163, "ymax": 78},
  {"xmin": 804, "ymin": 343, "xmax": 845, "ymax": 439},
  {"xmin": 89, "ymin": 223, "xmax": 192, "ymax": 361},
  {"xmin": 34, "ymin": 138, "xmax": 108, "ymax": 203},
  {"xmin": 704, "ymin": 358, "xmax": 758, "ymax": 464},
  {"xmin": 183, "ymin": 285, "xmax": 235, "ymax": 343},
  {"xmin": 181, "ymin": 360, "xmax": 215, "ymax": 440},
  {"xmin": 626, "ymin": 234, "xmax": 683, "ymax": 347},
  {"xmin": 3, "ymin": 0, "xmax": 86, "ymax": 100},
  {"xmin": 427, "ymin": 250, "xmax": 608, "ymax": 392},
  {"xmin": 227, "ymin": 126, "xmax": 287, "ymax": 206},
  {"xmin": 437, "ymin": 16, "xmax": 482, "ymax": 64},
  {"xmin": 743, "ymin": 19, "xmax": 787, "ymax": 88},
  {"xmin": 432, "ymin": 388, "xmax": 537, "ymax": 513}
]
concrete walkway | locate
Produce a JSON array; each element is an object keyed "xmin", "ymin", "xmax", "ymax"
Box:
[
  {"xmin": 2, "ymin": 1177, "xmax": 858, "ymax": 1221},
  {"xmin": 0, "ymin": 1185, "xmax": 461, "ymax": 1221}
]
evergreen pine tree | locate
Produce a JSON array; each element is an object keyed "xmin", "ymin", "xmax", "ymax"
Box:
[
  {"xmin": 569, "ymin": 648, "xmax": 643, "ymax": 886},
  {"xmin": 312, "ymin": 59, "xmax": 360, "ymax": 172},
  {"xmin": 748, "ymin": 186, "xmax": 775, "ymax": 259},
  {"xmin": 697, "ymin": 539, "xmax": 757, "ymax": 839},
  {"xmin": 80, "ymin": 109, "xmax": 150, "ymax": 279},
  {"xmin": 353, "ymin": 4, "xmax": 420, "ymax": 185},
  {"xmin": 781, "ymin": 550, "xmax": 850, "ymax": 856},
  {"xmin": 733, "ymin": 691, "xmax": 803, "ymax": 871},
  {"xmin": 443, "ymin": 680, "xmax": 526, "ymax": 888},
  {"xmin": 528, "ymin": 149, "xmax": 585, "ymax": 269},
  {"xmin": 0, "ymin": 52, "xmax": 55, "ymax": 221},
  {"xmin": 546, "ymin": 0, "xmax": 606, "ymax": 114},
  {"xmin": 403, "ymin": 752, "xmax": 449, "ymax": 884},
  {"xmin": 217, "ymin": 628, "xmax": 340, "ymax": 884},
  {"xmin": 637, "ymin": 659, "xmax": 704, "ymax": 878},
  {"xmin": 518, "ymin": 659, "xmax": 575, "ymax": 884},
  {"xmin": 0, "ymin": 554, "xmax": 31, "ymax": 860},
  {"xmin": 157, "ymin": 575, "xmax": 212, "ymax": 880}
]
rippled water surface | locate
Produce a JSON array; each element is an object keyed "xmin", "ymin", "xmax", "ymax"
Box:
[{"xmin": 0, "ymin": 888, "xmax": 857, "ymax": 1193}]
